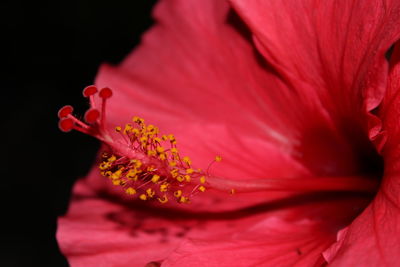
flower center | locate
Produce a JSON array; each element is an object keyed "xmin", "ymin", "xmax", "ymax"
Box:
[{"xmin": 58, "ymin": 86, "xmax": 221, "ymax": 204}]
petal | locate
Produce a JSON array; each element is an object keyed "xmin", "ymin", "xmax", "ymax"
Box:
[
  {"xmin": 58, "ymin": 171, "xmax": 211, "ymax": 267},
  {"xmin": 57, "ymin": 178, "xmax": 181, "ymax": 267},
  {"xmin": 230, "ymin": 0, "xmax": 400, "ymax": 172},
  {"xmin": 94, "ymin": 0, "xmax": 313, "ymax": 181},
  {"xmin": 95, "ymin": 0, "xmax": 387, "ymax": 178},
  {"xmin": 163, "ymin": 195, "xmax": 370, "ymax": 267},
  {"xmin": 230, "ymin": 0, "xmax": 400, "ymax": 116},
  {"xmin": 59, "ymin": 169, "xmax": 370, "ymax": 267},
  {"xmin": 323, "ymin": 179, "xmax": 400, "ymax": 266},
  {"xmin": 163, "ymin": 219, "xmax": 332, "ymax": 267},
  {"xmin": 323, "ymin": 43, "xmax": 400, "ymax": 266}
]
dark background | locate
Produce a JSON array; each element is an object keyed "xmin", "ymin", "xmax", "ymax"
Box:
[{"xmin": 2, "ymin": 1, "xmax": 156, "ymax": 266}]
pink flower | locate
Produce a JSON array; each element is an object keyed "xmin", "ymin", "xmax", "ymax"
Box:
[{"xmin": 57, "ymin": 0, "xmax": 400, "ymax": 266}]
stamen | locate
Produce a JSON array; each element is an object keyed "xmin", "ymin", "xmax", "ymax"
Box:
[
  {"xmin": 58, "ymin": 85, "xmax": 213, "ymax": 204},
  {"xmin": 59, "ymin": 85, "xmax": 376, "ymax": 206},
  {"xmin": 207, "ymin": 175, "xmax": 379, "ymax": 194}
]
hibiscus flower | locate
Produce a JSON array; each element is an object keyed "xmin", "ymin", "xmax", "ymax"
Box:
[{"xmin": 57, "ymin": 0, "xmax": 400, "ymax": 266}]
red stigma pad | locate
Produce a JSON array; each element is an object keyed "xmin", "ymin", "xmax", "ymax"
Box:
[
  {"xmin": 99, "ymin": 87, "xmax": 113, "ymax": 99},
  {"xmin": 59, "ymin": 118, "xmax": 74, "ymax": 132},
  {"xmin": 84, "ymin": 109, "xmax": 100, "ymax": 124},
  {"xmin": 58, "ymin": 105, "xmax": 74, "ymax": 118},
  {"xmin": 83, "ymin": 85, "xmax": 98, "ymax": 97}
]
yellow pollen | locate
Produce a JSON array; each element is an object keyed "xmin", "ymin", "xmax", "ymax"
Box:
[
  {"xmin": 124, "ymin": 124, "xmax": 132, "ymax": 134},
  {"xmin": 147, "ymin": 150, "xmax": 156, "ymax": 156},
  {"xmin": 147, "ymin": 166, "xmax": 156, "ymax": 172},
  {"xmin": 170, "ymin": 169, "xmax": 179, "ymax": 178},
  {"xmin": 156, "ymin": 146, "xmax": 164, "ymax": 153},
  {"xmin": 184, "ymin": 175, "xmax": 191, "ymax": 182},
  {"xmin": 183, "ymin": 156, "xmax": 192, "ymax": 165},
  {"xmin": 169, "ymin": 161, "xmax": 177, "ymax": 167},
  {"xmin": 95, "ymin": 114, "xmax": 225, "ymax": 205},
  {"xmin": 151, "ymin": 174, "xmax": 160, "ymax": 183},
  {"xmin": 112, "ymin": 179, "xmax": 121, "ymax": 186},
  {"xmin": 111, "ymin": 168, "xmax": 124, "ymax": 179},
  {"xmin": 179, "ymin": 196, "xmax": 189, "ymax": 203},
  {"xmin": 174, "ymin": 190, "xmax": 182, "ymax": 198},
  {"xmin": 132, "ymin": 160, "xmax": 142, "ymax": 168},
  {"xmin": 133, "ymin": 116, "xmax": 145, "ymax": 124},
  {"xmin": 126, "ymin": 170, "xmax": 138, "ymax": 180},
  {"xmin": 146, "ymin": 188, "xmax": 155, "ymax": 198},
  {"xmin": 158, "ymin": 195, "xmax": 168, "ymax": 204},
  {"xmin": 99, "ymin": 162, "xmax": 111, "ymax": 170},
  {"xmin": 125, "ymin": 187, "xmax": 136, "ymax": 195},
  {"xmin": 132, "ymin": 128, "xmax": 140, "ymax": 135},
  {"xmin": 160, "ymin": 183, "xmax": 169, "ymax": 192}
]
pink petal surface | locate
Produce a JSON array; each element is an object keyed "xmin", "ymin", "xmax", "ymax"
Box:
[
  {"xmin": 59, "ymin": 167, "xmax": 370, "ymax": 267},
  {"xmin": 57, "ymin": 172, "xmax": 187, "ymax": 267},
  {"xmin": 323, "ymin": 43, "xmax": 400, "ymax": 266},
  {"xmin": 230, "ymin": 0, "xmax": 400, "ymax": 116},
  {"xmin": 163, "ymin": 195, "xmax": 370, "ymax": 267},
  {"xmin": 230, "ymin": 0, "xmax": 400, "ymax": 173},
  {"xmin": 95, "ymin": 0, "xmax": 313, "ymax": 181}
]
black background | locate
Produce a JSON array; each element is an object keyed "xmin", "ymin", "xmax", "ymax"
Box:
[{"xmin": 2, "ymin": 1, "xmax": 156, "ymax": 266}]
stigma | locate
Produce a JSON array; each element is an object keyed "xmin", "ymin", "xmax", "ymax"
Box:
[{"xmin": 58, "ymin": 86, "xmax": 220, "ymax": 204}]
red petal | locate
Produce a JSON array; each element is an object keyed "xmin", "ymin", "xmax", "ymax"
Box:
[
  {"xmin": 93, "ymin": 0, "xmax": 393, "ymax": 178},
  {"xmin": 323, "ymin": 180, "xmax": 400, "ymax": 266},
  {"xmin": 95, "ymin": 0, "xmax": 311, "ymax": 181},
  {"xmin": 230, "ymin": 0, "xmax": 400, "ymax": 170},
  {"xmin": 163, "ymin": 195, "xmax": 369, "ymax": 266},
  {"xmin": 323, "ymin": 43, "xmax": 400, "ymax": 266},
  {"xmin": 57, "ymin": 173, "xmax": 191, "ymax": 267},
  {"xmin": 59, "ymin": 165, "xmax": 370, "ymax": 266},
  {"xmin": 230, "ymin": 0, "xmax": 400, "ymax": 115}
]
